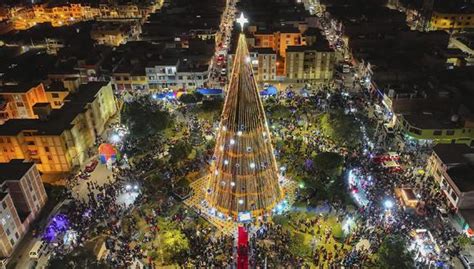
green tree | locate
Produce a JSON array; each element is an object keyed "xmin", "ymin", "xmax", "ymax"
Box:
[
  {"xmin": 169, "ymin": 141, "xmax": 192, "ymax": 163},
  {"xmin": 179, "ymin": 93, "xmax": 197, "ymax": 104},
  {"xmin": 312, "ymin": 152, "xmax": 344, "ymax": 178},
  {"xmin": 288, "ymin": 232, "xmax": 312, "ymax": 258},
  {"xmin": 121, "ymin": 99, "xmax": 171, "ymax": 138},
  {"xmin": 374, "ymin": 235, "xmax": 415, "ymax": 269},
  {"xmin": 319, "ymin": 110, "xmax": 362, "ymax": 148},
  {"xmin": 201, "ymin": 99, "xmax": 223, "ymax": 111},
  {"xmin": 160, "ymin": 229, "xmax": 190, "ymax": 264}
]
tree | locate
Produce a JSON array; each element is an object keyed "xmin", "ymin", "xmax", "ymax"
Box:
[
  {"xmin": 169, "ymin": 141, "xmax": 192, "ymax": 163},
  {"xmin": 312, "ymin": 152, "xmax": 344, "ymax": 178},
  {"xmin": 201, "ymin": 99, "xmax": 223, "ymax": 111},
  {"xmin": 179, "ymin": 93, "xmax": 197, "ymax": 104},
  {"xmin": 375, "ymin": 235, "xmax": 415, "ymax": 269},
  {"xmin": 160, "ymin": 229, "xmax": 190, "ymax": 264},
  {"xmin": 288, "ymin": 232, "xmax": 312, "ymax": 258},
  {"xmin": 319, "ymin": 110, "xmax": 362, "ymax": 148},
  {"xmin": 121, "ymin": 99, "xmax": 171, "ymax": 138}
]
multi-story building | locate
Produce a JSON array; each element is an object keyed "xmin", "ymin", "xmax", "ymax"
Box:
[
  {"xmin": 426, "ymin": 144, "xmax": 474, "ymax": 233},
  {"xmin": 285, "ymin": 44, "xmax": 336, "ymax": 83},
  {"xmin": 398, "ymin": 113, "xmax": 474, "ymax": 146},
  {"xmin": 176, "ymin": 63, "xmax": 210, "ymax": 90},
  {"xmin": 0, "ymin": 83, "xmax": 49, "ymax": 124},
  {"xmin": 0, "ymin": 82, "xmax": 116, "ymax": 173},
  {"xmin": 430, "ymin": 11, "xmax": 474, "ymax": 31},
  {"xmin": 146, "ymin": 59, "xmax": 179, "ymax": 90},
  {"xmin": 250, "ymin": 48, "xmax": 277, "ymax": 82},
  {"xmin": 0, "ymin": 160, "xmax": 47, "ymax": 257},
  {"xmin": 90, "ymin": 22, "xmax": 141, "ymax": 47},
  {"xmin": 9, "ymin": 2, "xmax": 152, "ymax": 31},
  {"xmin": 252, "ymin": 26, "xmax": 304, "ymax": 58}
]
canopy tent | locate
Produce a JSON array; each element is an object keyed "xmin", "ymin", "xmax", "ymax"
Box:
[
  {"xmin": 196, "ymin": 88, "xmax": 223, "ymax": 96},
  {"xmin": 98, "ymin": 143, "xmax": 119, "ymax": 164},
  {"xmin": 260, "ymin": 86, "xmax": 278, "ymax": 96}
]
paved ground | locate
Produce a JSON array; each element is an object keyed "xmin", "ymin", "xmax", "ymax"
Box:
[{"xmin": 72, "ymin": 159, "xmax": 114, "ymax": 201}]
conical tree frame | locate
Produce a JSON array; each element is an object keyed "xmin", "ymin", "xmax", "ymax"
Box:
[{"xmin": 205, "ymin": 34, "xmax": 283, "ymax": 218}]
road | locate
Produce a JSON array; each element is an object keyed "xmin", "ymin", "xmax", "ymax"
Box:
[{"xmin": 208, "ymin": 0, "xmax": 238, "ymax": 88}]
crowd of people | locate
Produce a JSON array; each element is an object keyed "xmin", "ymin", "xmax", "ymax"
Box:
[{"xmin": 39, "ymin": 58, "xmax": 466, "ymax": 269}]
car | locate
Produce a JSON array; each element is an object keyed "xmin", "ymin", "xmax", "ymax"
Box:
[
  {"xmin": 29, "ymin": 241, "xmax": 43, "ymax": 259},
  {"xmin": 460, "ymin": 253, "xmax": 474, "ymax": 269},
  {"xmin": 85, "ymin": 159, "xmax": 98, "ymax": 173}
]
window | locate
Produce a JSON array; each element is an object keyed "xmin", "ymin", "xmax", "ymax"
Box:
[
  {"xmin": 2, "ymin": 201, "xmax": 6, "ymax": 209},
  {"xmin": 32, "ymin": 195, "xmax": 37, "ymax": 202},
  {"xmin": 27, "ymin": 141, "xmax": 35, "ymax": 146},
  {"xmin": 44, "ymin": 146, "xmax": 50, "ymax": 152},
  {"xmin": 47, "ymin": 156, "xmax": 53, "ymax": 161},
  {"xmin": 433, "ymin": 130, "xmax": 442, "ymax": 136},
  {"xmin": 52, "ymin": 93, "xmax": 59, "ymax": 98},
  {"xmin": 10, "ymin": 239, "xmax": 14, "ymax": 245},
  {"xmin": 14, "ymin": 232, "xmax": 19, "ymax": 240},
  {"xmin": 16, "ymin": 102, "xmax": 24, "ymax": 107},
  {"xmin": 6, "ymin": 228, "xmax": 10, "ymax": 236},
  {"xmin": 446, "ymin": 130, "xmax": 455, "ymax": 135}
]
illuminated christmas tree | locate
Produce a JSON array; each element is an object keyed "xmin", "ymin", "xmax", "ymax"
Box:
[{"xmin": 205, "ymin": 26, "xmax": 283, "ymax": 219}]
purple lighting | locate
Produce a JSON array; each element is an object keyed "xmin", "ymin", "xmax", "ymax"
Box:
[{"xmin": 43, "ymin": 214, "xmax": 69, "ymax": 242}]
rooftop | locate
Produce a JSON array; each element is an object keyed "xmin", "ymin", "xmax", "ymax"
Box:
[
  {"xmin": 0, "ymin": 159, "xmax": 34, "ymax": 183},
  {"xmin": 447, "ymin": 164, "xmax": 474, "ymax": 193},
  {"xmin": 250, "ymin": 47, "xmax": 276, "ymax": 54},
  {"xmin": 0, "ymin": 82, "xmax": 41, "ymax": 94},
  {"xmin": 403, "ymin": 113, "xmax": 464, "ymax": 130},
  {"xmin": 433, "ymin": 144, "xmax": 474, "ymax": 165},
  {"xmin": 0, "ymin": 82, "xmax": 108, "ymax": 136}
]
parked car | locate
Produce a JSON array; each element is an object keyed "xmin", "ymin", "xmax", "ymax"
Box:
[
  {"xmin": 85, "ymin": 159, "xmax": 98, "ymax": 173},
  {"xmin": 460, "ymin": 253, "xmax": 474, "ymax": 269}
]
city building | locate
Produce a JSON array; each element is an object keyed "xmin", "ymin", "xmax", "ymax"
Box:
[
  {"xmin": 285, "ymin": 43, "xmax": 336, "ymax": 83},
  {"xmin": 0, "ymin": 82, "xmax": 49, "ymax": 124},
  {"xmin": 146, "ymin": 59, "xmax": 179, "ymax": 90},
  {"xmin": 90, "ymin": 22, "xmax": 141, "ymax": 47},
  {"xmin": 250, "ymin": 48, "xmax": 277, "ymax": 82},
  {"xmin": 0, "ymin": 82, "xmax": 117, "ymax": 173},
  {"xmin": 426, "ymin": 144, "xmax": 474, "ymax": 233},
  {"xmin": 398, "ymin": 113, "xmax": 474, "ymax": 146},
  {"xmin": 449, "ymin": 33, "xmax": 474, "ymax": 66},
  {"xmin": 8, "ymin": 2, "xmax": 154, "ymax": 31},
  {"xmin": 0, "ymin": 160, "xmax": 47, "ymax": 257},
  {"xmin": 176, "ymin": 62, "xmax": 210, "ymax": 90},
  {"xmin": 430, "ymin": 7, "xmax": 474, "ymax": 31}
]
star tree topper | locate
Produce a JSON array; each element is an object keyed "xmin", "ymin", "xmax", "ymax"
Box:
[{"xmin": 236, "ymin": 13, "xmax": 248, "ymax": 32}]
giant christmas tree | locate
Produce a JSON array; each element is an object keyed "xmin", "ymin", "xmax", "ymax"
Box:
[{"xmin": 205, "ymin": 33, "xmax": 283, "ymax": 218}]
